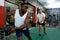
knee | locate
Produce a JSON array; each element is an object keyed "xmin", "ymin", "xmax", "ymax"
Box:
[{"xmin": 18, "ymin": 37, "xmax": 22, "ymax": 40}]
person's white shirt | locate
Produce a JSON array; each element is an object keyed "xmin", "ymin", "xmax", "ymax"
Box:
[
  {"xmin": 37, "ymin": 12, "xmax": 45, "ymax": 23},
  {"xmin": 14, "ymin": 9, "xmax": 28, "ymax": 30}
]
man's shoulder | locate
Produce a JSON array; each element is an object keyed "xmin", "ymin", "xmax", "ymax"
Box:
[
  {"xmin": 16, "ymin": 9, "xmax": 19, "ymax": 10},
  {"xmin": 26, "ymin": 12, "xmax": 31, "ymax": 19},
  {"xmin": 27, "ymin": 12, "xmax": 31, "ymax": 17},
  {"xmin": 42, "ymin": 12, "xmax": 44, "ymax": 14},
  {"xmin": 42, "ymin": 12, "xmax": 45, "ymax": 15}
]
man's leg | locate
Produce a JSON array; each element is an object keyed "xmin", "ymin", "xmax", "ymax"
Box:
[
  {"xmin": 38, "ymin": 25, "xmax": 41, "ymax": 36},
  {"xmin": 18, "ymin": 37, "xmax": 22, "ymax": 40},
  {"xmin": 23, "ymin": 28, "xmax": 32, "ymax": 40},
  {"xmin": 16, "ymin": 30, "xmax": 23, "ymax": 40},
  {"xmin": 43, "ymin": 25, "xmax": 46, "ymax": 33},
  {"xmin": 25, "ymin": 35, "xmax": 32, "ymax": 40},
  {"xmin": 37, "ymin": 22, "xmax": 41, "ymax": 36},
  {"xmin": 42, "ymin": 24, "xmax": 47, "ymax": 34}
]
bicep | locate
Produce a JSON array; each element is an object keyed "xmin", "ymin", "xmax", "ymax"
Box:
[
  {"xmin": 24, "ymin": 14, "xmax": 31, "ymax": 24},
  {"xmin": 43, "ymin": 14, "xmax": 46, "ymax": 19}
]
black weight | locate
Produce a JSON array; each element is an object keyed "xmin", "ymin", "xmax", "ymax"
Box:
[{"xmin": 4, "ymin": 25, "xmax": 11, "ymax": 36}]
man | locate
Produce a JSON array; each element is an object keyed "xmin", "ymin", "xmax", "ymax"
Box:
[
  {"xmin": 37, "ymin": 9, "xmax": 46, "ymax": 36},
  {"xmin": 8, "ymin": 3, "xmax": 32, "ymax": 40}
]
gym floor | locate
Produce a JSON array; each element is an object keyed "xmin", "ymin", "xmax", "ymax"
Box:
[{"xmin": 5, "ymin": 27, "xmax": 60, "ymax": 40}]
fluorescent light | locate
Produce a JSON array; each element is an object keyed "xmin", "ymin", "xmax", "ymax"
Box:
[
  {"xmin": 46, "ymin": 0, "xmax": 56, "ymax": 4},
  {"xmin": 45, "ymin": 2, "xmax": 60, "ymax": 8}
]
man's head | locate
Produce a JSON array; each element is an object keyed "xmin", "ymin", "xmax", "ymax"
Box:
[
  {"xmin": 20, "ymin": 3, "xmax": 28, "ymax": 13},
  {"xmin": 39, "ymin": 9, "xmax": 43, "ymax": 14}
]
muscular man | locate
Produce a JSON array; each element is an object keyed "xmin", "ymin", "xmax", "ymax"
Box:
[{"xmin": 8, "ymin": 3, "xmax": 32, "ymax": 40}]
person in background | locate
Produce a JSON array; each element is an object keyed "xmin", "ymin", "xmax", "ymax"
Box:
[
  {"xmin": 10, "ymin": 10, "xmax": 15, "ymax": 26},
  {"xmin": 37, "ymin": 9, "xmax": 47, "ymax": 36}
]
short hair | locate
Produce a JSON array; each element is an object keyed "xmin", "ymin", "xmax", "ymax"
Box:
[
  {"xmin": 21, "ymin": 2, "xmax": 28, "ymax": 7},
  {"xmin": 38, "ymin": 8, "xmax": 42, "ymax": 11},
  {"xmin": 40, "ymin": 9, "xmax": 42, "ymax": 10}
]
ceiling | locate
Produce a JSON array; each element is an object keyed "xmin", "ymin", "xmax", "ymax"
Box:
[
  {"xmin": 5, "ymin": 0, "xmax": 34, "ymax": 13},
  {"xmin": 38, "ymin": 0, "xmax": 60, "ymax": 8},
  {"xmin": 6, "ymin": 0, "xmax": 23, "ymax": 5},
  {"xmin": 6, "ymin": 0, "xmax": 60, "ymax": 8}
]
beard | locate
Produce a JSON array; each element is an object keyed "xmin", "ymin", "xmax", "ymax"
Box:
[
  {"xmin": 21, "ymin": 9, "xmax": 27, "ymax": 14},
  {"xmin": 22, "ymin": 10, "xmax": 27, "ymax": 14},
  {"xmin": 22, "ymin": 11, "xmax": 26, "ymax": 14}
]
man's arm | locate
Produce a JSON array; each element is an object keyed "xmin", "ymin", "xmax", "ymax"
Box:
[
  {"xmin": 17, "ymin": 13, "xmax": 31, "ymax": 30},
  {"xmin": 43, "ymin": 13, "xmax": 46, "ymax": 20},
  {"xmin": 36, "ymin": 16, "xmax": 39, "ymax": 23},
  {"xmin": 44, "ymin": 14, "xmax": 46, "ymax": 20}
]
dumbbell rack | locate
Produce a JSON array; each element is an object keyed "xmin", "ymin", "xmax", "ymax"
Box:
[{"xmin": 0, "ymin": 28, "xmax": 5, "ymax": 40}]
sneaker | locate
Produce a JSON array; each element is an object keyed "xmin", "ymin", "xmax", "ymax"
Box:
[
  {"xmin": 39, "ymin": 34, "xmax": 41, "ymax": 36},
  {"xmin": 44, "ymin": 32, "xmax": 47, "ymax": 35}
]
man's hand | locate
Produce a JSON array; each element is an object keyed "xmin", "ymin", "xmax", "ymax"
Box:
[{"xmin": 8, "ymin": 27, "xmax": 16, "ymax": 34}]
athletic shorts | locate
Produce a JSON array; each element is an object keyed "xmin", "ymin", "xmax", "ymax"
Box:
[
  {"xmin": 37, "ymin": 21, "xmax": 45, "ymax": 26},
  {"xmin": 16, "ymin": 28, "xmax": 30, "ymax": 38}
]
